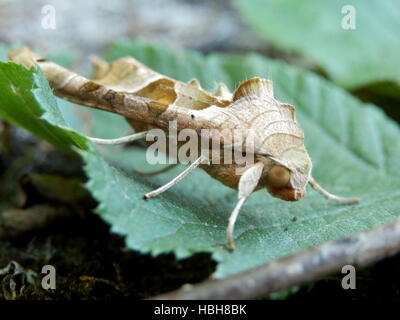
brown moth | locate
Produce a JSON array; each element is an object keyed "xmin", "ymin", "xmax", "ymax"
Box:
[{"xmin": 9, "ymin": 47, "xmax": 360, "ymax": 250}]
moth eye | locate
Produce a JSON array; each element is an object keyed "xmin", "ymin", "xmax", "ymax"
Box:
[{"xmin": 267, "ymin": 165, "xmax": 290, "ymax": 188}]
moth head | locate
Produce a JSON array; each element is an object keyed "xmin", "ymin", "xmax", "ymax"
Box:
[{"xmin": 264, "ymin": 147, "xmax": 312, "ymax": 202}]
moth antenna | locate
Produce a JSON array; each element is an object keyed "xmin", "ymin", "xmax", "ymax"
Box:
[
  {"xmin": 143, "ymin": 155, "xmax": 208, "ymax": 200},
  {"xmin": 308, "ymin": 177, "xmax": 361, "ymax": 205},
  {"xmin": 132, "ymin": 164, "xmax": 178, "ymax": 176},
  {"xmin": 87, "ymin": 131, "xmax": 148, "ymax": 145},
  {"xmin": 227, "ymin": 162, "xmax": 265, "ymax": 251}
]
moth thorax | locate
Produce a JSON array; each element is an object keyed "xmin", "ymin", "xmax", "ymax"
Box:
[{"xmin": 266, "ymin": 165, "xmax": 290, "ymax": 188}]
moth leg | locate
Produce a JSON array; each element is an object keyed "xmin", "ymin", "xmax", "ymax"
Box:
[
  {"xmin": 227, "ymin": 162, "xmax": 265, "ymax": 251},
  {"xmin": 132, "ymin": 164, "xmax": 178, "ymax": 176},
  {"xmin": 308, "ymin": 177, "xmax": 361, "ymax": 205},
  {"xmin": 87, "ymin": 131, "xmax": 148, "ymax": 145},
  {"xmin": 143, "ymin": 155, "xmax": 208, "ymax": 200}
]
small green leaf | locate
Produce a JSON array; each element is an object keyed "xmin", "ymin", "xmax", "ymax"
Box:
[{"xmin": 234, "ymin": 0, "xmax": 400, "ymax": 93}]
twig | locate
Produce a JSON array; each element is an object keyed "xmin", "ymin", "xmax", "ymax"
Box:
[
  {"xmin": 151, "ymin": 216, "xmax": 400, "ymax": 300},
  {"xmin": 8, "ymin": 47, "xmax": 196, "ymax": 131}
]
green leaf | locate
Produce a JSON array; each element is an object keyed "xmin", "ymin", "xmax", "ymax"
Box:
[
  {"xmin": 233, "ymin": 0, "xmax": 400, "ymax": 93},
  {"xmin": 2, "ymin": 42, "xmax": 400, "ymax": 279},
  {"xmin": 0, "ymin": 62, "xmax": 87, "ymax": 153}
]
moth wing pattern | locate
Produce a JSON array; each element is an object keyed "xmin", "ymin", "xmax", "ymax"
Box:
[{"xmin": 90, "ymin": 56, "xmax": 232, "ymax": 110}]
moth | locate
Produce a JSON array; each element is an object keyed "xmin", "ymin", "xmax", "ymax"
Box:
[{"xmin": 9, "ymin": 47, "xmax": 360, "ymax": 250}]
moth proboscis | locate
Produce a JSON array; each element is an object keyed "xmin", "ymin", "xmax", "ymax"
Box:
[{"xmin": 8, "ymin": 47, "xmax": 361, "ymax": 251}]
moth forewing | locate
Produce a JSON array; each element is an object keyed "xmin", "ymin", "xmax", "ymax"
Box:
[{"xmin": 8, "ymin": 47, "xmax": 361, "ymax": 251}]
